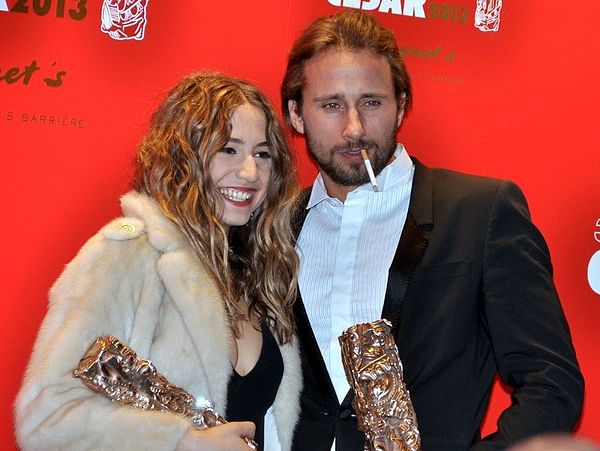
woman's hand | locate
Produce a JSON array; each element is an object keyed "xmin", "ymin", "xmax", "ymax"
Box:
[{"xmin": 175, "ymin": 422, "xmax": 256, "ymax": 451}]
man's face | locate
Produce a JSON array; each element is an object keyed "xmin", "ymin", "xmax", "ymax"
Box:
[{"xmin": 289, "ymin": 49, "xmax": 404, "ymax": 200}]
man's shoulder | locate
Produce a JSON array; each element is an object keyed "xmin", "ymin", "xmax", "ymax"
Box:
[
  {"xmin": 415, "ymin": 157, "xmax": 501, "ymax": 181},
  {"xmin": 410, "ymin": 157, "xmax": 530, "ymax": 222},
  {"xmin": 413, "ymin": 157, "xmax": 512, "ymax": 195}
]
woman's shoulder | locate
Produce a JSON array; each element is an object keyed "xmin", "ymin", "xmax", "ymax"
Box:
[
  {"xmin": 118, "ymin": 190, "xmax": 189, "ymax": 253},
  {"xmin": 54, "ymin": 193, "xmax": 169, "ymax": 289},
  {"xmin": 75, "ymin": 190, "xmax": 185, "ymax": 259},
  {"xmin": 100, "ymin": 216, "xmax": 146, "ymax": 241}
]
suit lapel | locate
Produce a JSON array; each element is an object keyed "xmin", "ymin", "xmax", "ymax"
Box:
[
  {"xmin": 381, "ymin": 215, "xmax": 429, "ymax": 334},
  {"xmin": 381, "ymin": 158, "xmax": 432, "ymax": 335}
]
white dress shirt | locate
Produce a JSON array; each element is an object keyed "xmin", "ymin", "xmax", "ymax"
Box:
[{"xmin": 297, "ymin": 144, "xmax": 415, "ymax": 402}]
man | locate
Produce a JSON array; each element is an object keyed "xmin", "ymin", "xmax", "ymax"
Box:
[{"xmin": 278, "ymin": 10, "xmax": 583, "ymax": 451}]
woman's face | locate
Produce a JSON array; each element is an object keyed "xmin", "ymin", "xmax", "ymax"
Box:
[{"xmin": 210, "ymin": 103, "xmax": 272, "ymax": 228}]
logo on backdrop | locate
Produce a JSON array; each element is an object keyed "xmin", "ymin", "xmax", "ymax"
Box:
[
  {"xmin": 588, "ymin": 218, "xmax": 600, "ymax": 295},
  {"xmin": 0, "ymin": 0, "xmax": 8, "ymax": 12},
  {"xmin": 1, "ymin": 60, "xmax": 66, "ymax": 88},
  {"xmin": 1, "ymin": 59, "xmax": 82, "ymax": 127},
  {"xmin": 474, "ymin": 0, "xmax": 502, "ymax": 32},
  {"xmin": 327, "ymin": 0, "xmax": 502, "ymax": 31},
  {"xmin": 101, "ymin": 0, "xmax": 149, "ymax": 41}
]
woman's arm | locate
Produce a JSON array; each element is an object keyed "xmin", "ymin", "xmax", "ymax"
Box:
[{"xmin": 15, "ymin": 228, "xmax": 190, "ymax": 450}]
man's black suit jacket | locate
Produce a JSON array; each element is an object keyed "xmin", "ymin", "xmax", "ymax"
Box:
[{"xmin": 291, "ymin": 159, "xmax": 583, "ymax": 451}]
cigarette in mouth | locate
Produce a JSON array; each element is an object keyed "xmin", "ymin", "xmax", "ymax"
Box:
[{"xmin": 360, "ymin": 149, "xmax": 379, "ymax": 192}]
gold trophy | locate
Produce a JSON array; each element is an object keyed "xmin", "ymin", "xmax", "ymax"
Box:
[
  {"xmin": 339, "ymin": 319, "xmax": 421, "ymax": 451},
  {"xmin": 73, "ymin": 335, "xmax": 257, "ymax": 449}
]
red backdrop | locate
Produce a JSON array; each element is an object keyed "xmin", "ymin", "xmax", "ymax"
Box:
[{"xmin": 2, "ymin": 1, "xmax": 599, "ymax": 448}]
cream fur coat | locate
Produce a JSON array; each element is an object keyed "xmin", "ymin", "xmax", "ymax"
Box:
[{"xmin": 15, "ymin": 191, "xmax": 302, "ymax": 450}]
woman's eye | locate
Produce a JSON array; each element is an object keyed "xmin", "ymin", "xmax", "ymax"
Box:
[
  {"xmin": 255, "ymin": 151, "xmax": 272, "ymax": 159},
  {"xmin": 220, "ymin": 147, "xmax": 237, "ymax": 155}
]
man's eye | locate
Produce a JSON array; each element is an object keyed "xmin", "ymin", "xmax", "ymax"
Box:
[
  {"xmin": 363, "ymin": 100, "xmax": 382, "ymax": 108},
  {"xmin": 323, "ymin": 103, "xmax": 342, "ymax": 110}
]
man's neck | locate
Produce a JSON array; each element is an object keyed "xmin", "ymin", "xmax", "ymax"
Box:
[{"xmin": 321, "ymin": 173, "xmax": 358, "ymax": 203}]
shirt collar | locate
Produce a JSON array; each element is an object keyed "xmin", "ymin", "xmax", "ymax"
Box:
[{"xmin": 306, "ymin": 144, "xmax": 413, "ymax": 209}]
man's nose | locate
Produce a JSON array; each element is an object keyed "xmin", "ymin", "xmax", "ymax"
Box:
[
  {"xmin": 237, "ymin": 154, "xmax": 259, "ymax": 182},
  {"xmin": 342, "ymin": 108, "xmax": 366, "ymax": 141}
]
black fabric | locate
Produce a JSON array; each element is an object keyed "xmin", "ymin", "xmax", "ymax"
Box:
[
  {"xmin": 291, "ymin": 158, "xmax": 584, "ymax": 451},
  {"xmin": 226, "ymin": 323, "xmax": 283, "ymax": 449}
]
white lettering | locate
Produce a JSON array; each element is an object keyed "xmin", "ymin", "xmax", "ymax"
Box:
[
  {"xmin": 329, "ymin": 0, "xmax": 428, "ymax": 18},
  {"xmin": 379, "ymin": 0, "xmax": 402, "ymax": 14},
  {"xmin": 404, "ymin": 0, "xmax": 426, "ymax": 18},
  {"xmin": 342, "ymin": 0, "xmax": 361, "ymax": 7},
  {"xmin": 595, "ymin": 218, "xmax": 600, "ymax": 243},
  {"xmin": 361, "ymin": 0, "xmax": 380, "ymax": 11},
  {"xmin": 588, "ymin": 250, "xmax": 600, "ymax": 295}
]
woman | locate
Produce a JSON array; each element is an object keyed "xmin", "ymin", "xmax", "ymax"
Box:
[{"xmin": 15, "ymin": 72, "xmax": 301, "ymax": 450}]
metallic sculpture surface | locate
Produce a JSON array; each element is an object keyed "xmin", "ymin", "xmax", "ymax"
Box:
[
  {"xmin": 73, "ymin": 335, "xmax": 257, "ymax": 449},
  {"xmin": 339, "ymin": 320, "xmax": 421, "ymax": 451}
]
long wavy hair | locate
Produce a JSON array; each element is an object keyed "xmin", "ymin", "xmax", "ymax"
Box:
[{"xmin": 134, "ymin": 72, "xmax": 299, "ymax": 344}]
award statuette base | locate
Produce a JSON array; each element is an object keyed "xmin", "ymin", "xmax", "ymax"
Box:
[
  {"xmin": 339, "ymin": 319, "xmax": 421, "ymax": 451},
  {"xmin": 73, "ymin": 335, "xmax": 257, "ymax": 449}
]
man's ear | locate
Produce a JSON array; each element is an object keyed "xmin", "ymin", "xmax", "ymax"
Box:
[
  {"xmin": 288, "ymin": 100, "xmax": 305, "ymax": 134},
  {"xmin": 396, "ymin": 93, "xmax": 407, "ymax": 128},
  {"xmin": 396, "ymin": 108, "xmax": 405, "ymax": 128}
]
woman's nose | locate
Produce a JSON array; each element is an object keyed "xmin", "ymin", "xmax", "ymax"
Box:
[{"xmin": 237, "ymin": 154, "xmax": 259, "ymax": 182}]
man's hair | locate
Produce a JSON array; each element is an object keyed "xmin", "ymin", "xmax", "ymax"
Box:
[
  {"xmin": 281, "ymin": 10, "xmax": 412, "ymax": 127},
  {"xmin": 134, "ymin": 72, "xmax": 299, "ymax": 343}
]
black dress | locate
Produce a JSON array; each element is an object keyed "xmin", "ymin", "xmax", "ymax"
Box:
[{"xmin": 226, "ymin": 323, "xmax": 284, "ymax": 448}]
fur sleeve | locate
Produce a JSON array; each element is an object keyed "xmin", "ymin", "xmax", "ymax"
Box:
[{"xmin": 14, "ymin": 226, "xmax": 190, "ymax": 451}]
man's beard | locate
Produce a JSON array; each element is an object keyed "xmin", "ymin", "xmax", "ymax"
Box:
[{"xmin": 305, "ymin": 129, "xmax": 398, "ymax": 187}]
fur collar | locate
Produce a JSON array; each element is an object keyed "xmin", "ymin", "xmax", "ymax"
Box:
[{"xmin": 120, "ymin": 191, "xmax": 233, "ymax": 409}]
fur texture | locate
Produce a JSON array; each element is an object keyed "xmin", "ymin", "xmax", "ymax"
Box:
[{"xmin": 15, "ymin": 191, "xmax": 301, "ymax": 450}]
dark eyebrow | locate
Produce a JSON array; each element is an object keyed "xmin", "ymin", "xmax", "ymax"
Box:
[
  {"xmin": 227, "ymin": 137, "xmax": 269, "ymax": 147},
  {"xmin": 361, "ymin": 93, "xmax": 388, "ymax": 99},
  {"xmin": 313, "ymin": 93, "xmax": 389, "ymax": 102},
  {"xmin": 314, "ymin": 94, "xmax": 343, "ymax": 102}
]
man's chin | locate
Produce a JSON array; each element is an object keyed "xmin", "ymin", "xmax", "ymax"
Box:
[{"xmin": 311, "ymin": 151, "xmax": 373, "ymax": 186}]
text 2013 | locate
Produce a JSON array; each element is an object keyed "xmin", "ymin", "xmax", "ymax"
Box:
[{"xmin": 11, "ymin": 0, "xmax": 87, "ymax": 20}]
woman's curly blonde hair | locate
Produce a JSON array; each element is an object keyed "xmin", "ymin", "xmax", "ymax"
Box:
[{"xmin": 134, "ymin": 72, "xmax": 299, "ymax": 343}]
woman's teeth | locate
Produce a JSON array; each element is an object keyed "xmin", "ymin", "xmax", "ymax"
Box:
[{"xmin": 220, "ymin": 188, "xmax": 252, "ymax": 201}]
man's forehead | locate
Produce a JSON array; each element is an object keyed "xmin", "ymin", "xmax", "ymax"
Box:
[
  {"xmin": 304, "ymin": 48, "xmax": 389, "ymax": 70},
  {"xmin": 301, "ymin": 49, "xmax": 394, "ymax": 97}
]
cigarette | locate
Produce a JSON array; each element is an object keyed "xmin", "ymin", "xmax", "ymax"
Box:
[{"xmin": 360, "ymin": 149, "xmax": 379, "ymax": 192}]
